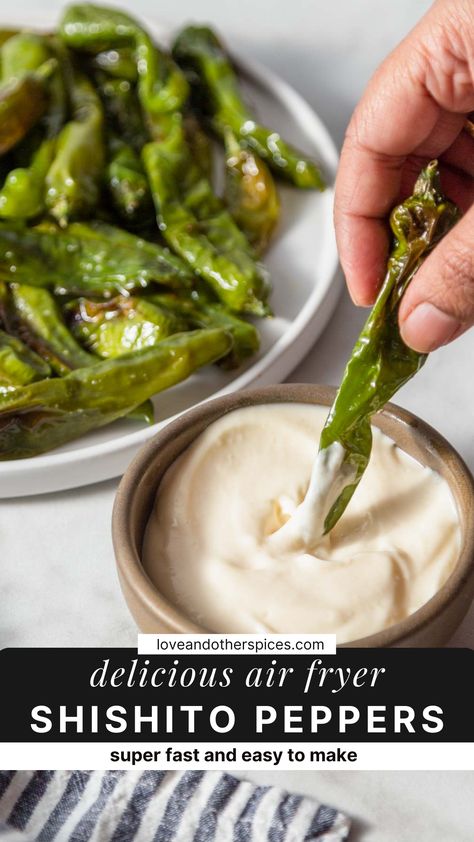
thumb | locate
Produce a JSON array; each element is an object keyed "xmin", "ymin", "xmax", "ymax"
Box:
[{"xmin": 399, "ymin": 205, "xmax": 474, "ymax": 352}]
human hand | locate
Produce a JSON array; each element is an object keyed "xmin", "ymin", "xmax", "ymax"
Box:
[{"xmin": 334, "ymin": 0, "xmax": 474, "ymax": 352}]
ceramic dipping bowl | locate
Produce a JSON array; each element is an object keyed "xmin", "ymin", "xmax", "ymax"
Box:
[{"xmin": 112, "ymin": 384, "xmax": 474, "ymax": 647}]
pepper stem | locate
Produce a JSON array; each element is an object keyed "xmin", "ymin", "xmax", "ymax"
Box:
[{"xmin": 413, "ymin": 159, "xmax": 444, "ymax": 204}]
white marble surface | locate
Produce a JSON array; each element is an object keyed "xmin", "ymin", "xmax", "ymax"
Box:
[{"xmin": 2, "ymin": 0, "xmax": 474, "ymax": 838}]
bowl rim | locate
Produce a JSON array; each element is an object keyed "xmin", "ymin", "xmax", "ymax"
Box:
[{"xmin": 112, "ymin": 383, "xmax": 474, "ymax": 647}]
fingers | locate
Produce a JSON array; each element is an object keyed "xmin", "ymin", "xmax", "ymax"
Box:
[
  {"xmin": 334, "ymin": 0, "xmax": 474, "ymax": 307},
  {"xmin": 439, "ymin": 127, "xmax": 474, "ymax": 180},
  {"xmin": 335, "ymin": 43, "xmax": 441, "ymax": 305},
  {"xmin": 399, "ymin": 204, "xmax": 474, "ymax": 352}
]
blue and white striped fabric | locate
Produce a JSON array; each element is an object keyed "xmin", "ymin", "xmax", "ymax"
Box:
[{"xmin": 0, "ymin": 771, "xmax": 350, "ymax": 841}]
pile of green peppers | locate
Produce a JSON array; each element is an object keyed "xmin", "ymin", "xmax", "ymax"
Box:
[{"xmin": 0, "ymin": 4, "xmax": 325, "ymax": 459}]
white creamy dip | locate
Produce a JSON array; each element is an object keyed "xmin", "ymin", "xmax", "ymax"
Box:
[{"xmin": 142, "ymin": 403, "xmax": 461, "ymax": 641}]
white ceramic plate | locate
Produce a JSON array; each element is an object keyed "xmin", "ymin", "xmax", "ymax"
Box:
[{"xmin": 0, "ymin": 10, "xmax": 340, "ymax": 497}]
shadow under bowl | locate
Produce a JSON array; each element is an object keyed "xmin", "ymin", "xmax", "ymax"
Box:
[{"xmin": 112, "ymin": 384, "xmax": 474, "ymax": 647}]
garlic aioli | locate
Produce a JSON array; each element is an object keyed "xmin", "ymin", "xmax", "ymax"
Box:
[{"xmin": 142, "ymin": 403, "xmax": 461, "ymax": 641}]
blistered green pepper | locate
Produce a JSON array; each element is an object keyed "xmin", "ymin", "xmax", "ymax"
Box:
[
  {"xmin": 105, "ymin": 139, "xmax": 152, "ymax": 224},
  {"xmin": 184, "ymin": 113, "xmax": 213, "ymax": 180},
  {"xmin": 0, "ymin": 34, "xmax": 64, "ymax": 220},
  {"xmin": 45, "ymin": 57, "xmax": 105, "ymax": 226},
  {"xmin": 90, "ymin": 46, "xmax": 138, "ymax": 82},
  {"xmin": 8, "ymin": 284, "xmax": 96, "ymax": 375},
  {"xmin": 59, "ymin": 5, "xmax": 269, "ymax": 314},
  {"xmin": 149, "ymin": 291, "xmax": 260, "ymax": 369},
  {"xmin": 224, "ymin": 129, "xmax": 280, "ymax": 255},
  {"xmin": 142, "ymin": 120, "xmax": 270, "ymax": 315},
  {"xmin": 1, "ymin": 31, "xmax": 51, "ymax": 78},
  {"xmin": 1, "ymin": 278, "xmax": 150, "ymax": 421},
  {"xmin": 95, "ymin": 75, "xmax": 148, "ymax": 152},
  {"xmin": 0, "ymin": 327, "xmax": 232, "ymax": 459},
  {"xmin": 66, "ymin": 295, "xmax": 185, "ymax": 358},
  {"xmin": 0, "ymin": 29, "xmax": 17, "ymax": 51},
  {"xmin": 0, "ymin": 220, "xmax": 194, "ymax": 296},
  {"xmin": 60, "ymin": 4, "xmax": 189, "ymax": 120},
  {"xmin": 40, "ymin": 37, "xmax": 68, "ymax": 138},
  {"xmin": 1, "ymin": 36, "xmax": 59, "ymax": 157},
  {"xmin": 320, "ymin": 161, "xmax": 460, "ymax": 533},
  {"xmin": 0, "ymin": 278, "xmax": 7, "ymax": 313},
  {"xmin": 173, "ymin": 25, "xmax": 325, "ymax": 189},
  {"xmin": 0, "ymin": 139, "xmax": 57, "ymax": 220},
  {"xmin": 0, "ymin": 58, "xmax": 55, "ymax": 155},
  {"xmin": 0, "ymin": 328, "xmax": 51, "ymax": 388}
]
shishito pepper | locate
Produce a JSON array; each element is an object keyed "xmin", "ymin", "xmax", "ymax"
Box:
[
  {"xmin": 65, "ymin": 295, "xmax": 181, "ymax": 425},
  {"xmin": 0, "ymin": 29, "xmax": 17, "ymax": 49},
  {"xmin": 224, "ymin": 129, "xmax": 280, "ymax": 256},
  {"xmin": 1, "ymin": 31, "xmax": 51, "ymax": 78},
  {"xmin": 0, "ymin": 58, "xmax": 56, "ymax": 156},
  {"xmin": 0, "ymin": 279, "xmax": 153, "ymax": 422},
  {"xmin": 0, "ymin": 280, "xmax": 51, "ymax": 386},
  {"xmin": 95, "ymin": 74, "xmax": 149, "ymax": 153},
  {"xmin": 0, "ymin": 220, "xmax": 194, "ymax": 296},
  {"xmin": 142, "ymin": 122, "xmax": 270, "ymax": 316},
  {"xmin": 0, "ymin": 328, "xmax": 51, "ymax": 388},
  {"xmin": 89, "ymin": 46, "xmax": 138, "ymax": 82},
  {"xmin": 45, "ymin": 55, "xmax": 105, "ymax": 226},
  {"xmin": 7, "ymin": 284, "xmax": 96, "ymax": 375},
  {"xmin": 59, "ymin": 3, "xmax": 189, "ymax": 118},
  {"xmin": 0, "ymin": 327, "xmax": 233, "ymax": 459},
  {"xmin": 319, "ymin": 161, "xmax": 460, "ymax": 533},
  {"xmin": 172, "ymin": 25, "xmax": 325, "ymax": 189},
  {"xmin": 184, "ymin": 113, "xmax": 213, "ymax": 180},
  {"xmin": 105, "ymin": 139, "xmax": 153, "ymax": 225},
  {"xmin": 0, "ymin": 34, "xmax": 66, "ymax": 221},
  {"xmin": 95, "ymin": 72, "xmax": 152, "ymax": 223},
  {"xmin": 60, "ymin": 4, "xmax": 270, "ymax": 316},
  {"xmin": 0, "ymin": 139, "xmax": 57, "ymax": 220},
  {"xmin": 148, "ymin": 291, "xmax": 260, "ymax": 370},
  {"xmin": 66, "ymin": 295, "xmax": 186, "ymax": 358}
]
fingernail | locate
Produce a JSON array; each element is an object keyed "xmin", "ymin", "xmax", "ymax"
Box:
[
  {"xmin": 349, "ymin": 288, "xmax": 374, "ymax": 308},
  {"xmin": 400, "ymin": 302, "xmax": 461, "ymax": 352}
]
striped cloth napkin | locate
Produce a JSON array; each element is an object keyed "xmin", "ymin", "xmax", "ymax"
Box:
[{"xmin": 0, "ymin": 771, "xmax": 350, "ymax": 841}]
